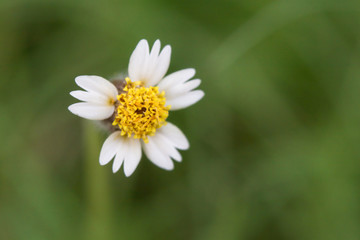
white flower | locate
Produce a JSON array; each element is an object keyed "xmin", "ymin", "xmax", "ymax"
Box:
[{"xmin": 68, "ymin": 39, "xmax": 204, "ymax": 177}]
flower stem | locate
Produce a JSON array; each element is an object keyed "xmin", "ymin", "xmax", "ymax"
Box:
[{"xmin": 83, "ymin": 121, "xmax": 112, "ymax": 239}]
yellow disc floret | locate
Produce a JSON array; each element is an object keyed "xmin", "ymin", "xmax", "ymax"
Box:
[{"xmin": 112, "ymin": 77, "xmax": 170, "ymax": 143}]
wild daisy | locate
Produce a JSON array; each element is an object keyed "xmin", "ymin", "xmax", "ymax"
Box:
[{"xmin": 68, "ymin": 39, "xmax": 204, "ymax": 177}]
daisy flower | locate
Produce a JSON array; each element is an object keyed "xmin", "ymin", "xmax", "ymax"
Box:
[{"xmin": 68, "ymin": 39, "xmax": 204, "ymax": 177}]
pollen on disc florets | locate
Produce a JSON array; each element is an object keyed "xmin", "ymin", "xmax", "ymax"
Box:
[{"xmin": 112, "ymin": 77, "xmax": 171, "ymax": 143}]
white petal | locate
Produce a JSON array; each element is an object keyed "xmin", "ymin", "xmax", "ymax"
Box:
[
  {"xmin": 142, "ymin": 137, "xmax": 174, "ymax": 170},
  {"xmin": 157, "ymin": 68, "xmax": 195, "ymax": 91},
  {"xmin": 146, "ymin": 45, "xmax": 171, "ymax": 86},
  {"xmin": 145, "ymin": 40, "xmax": 161, "ymax": 76},
  {"xmin": 112, "ymin": 151, "xmax": 125, "ymax": 173},
  {"xmin": 75, "ymin": 75, "xmax": 118, "ymax": 100},
  {"xmin": 159, "ymin": 122, "xmax": 189, "ymax": 150},
  {"xmin": 68, "ymin": 102, "xmax": 114, "ymax": 120},
  {"xmin": 99, "ymin": 131, "xmax": 122, "ymax": 166},
  {"xmin": 167, "ymin": 90, "xmax": 204, "ymax": 111},
  {"xmin": 154, "ymin": 133, "xmax": 182, "ymax": 162},
  {"xmin": 123, "ymin": 138, "xmax": 142, "ymax": 177},
  {"xmin": 164, "ymin": 79, "xmax": 201, "ymax": 99},
  {"xmin": 112, "ymin": 138, "xmax": 127, "ymax": 173},
  {"xmin": 70, "ymin": 90, "xmax": 109, "ymax": 104},
  {"xmin": 128, "ymin": 39, "xmax": 149, "ymax": 82}
]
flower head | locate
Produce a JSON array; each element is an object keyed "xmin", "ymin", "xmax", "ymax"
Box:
[{"xmin": 68, "ymin": 39, "xmax": 204, "ymax": 177}]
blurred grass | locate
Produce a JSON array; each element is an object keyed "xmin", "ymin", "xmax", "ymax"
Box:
[{"xmin": 1, "ymin": 0, "xmax": 360, "ymax": 239}]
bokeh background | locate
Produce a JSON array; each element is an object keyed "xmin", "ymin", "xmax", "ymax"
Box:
[{"xmin": 1, "ymin": 0, "xmax": 360, "ymax": 239}]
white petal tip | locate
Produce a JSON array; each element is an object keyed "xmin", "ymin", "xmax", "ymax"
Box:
[
  {"xmin": 74, "ymin": 75, "xmax": 88, "ymax": 86},
  {"xmin": 163, "ymin": 45, "xmax": 171, "ymax": 54},
  {"xmin": 188, "ymin": 68, "xmax": 196, "ymax": 76},
  {"xmin": 164, "ymin": 166, "xmax": 175, "ymax": 171},
  {"xmin": 160, "ymin": 122, "xmax": 190, "ymax": 150},
  {"xmin": 124, "ymin": 170, "xmax": 134, "ymax": 177},
  {"xmin": 168, "ymin": 90, "xmax": 204, "ymax": 111},
  {"xmin": 136, "ymin": 39, "xmax": 149, "ymax": 50},
  {"xmin": 124, "ymin": 160, "xmax": 139, "ymax": 177},
  {"xmin": 68, "ymin": 104, "xmax": 79, "ymax": 115},
  {"xmin": 197, "ymin": 90, "xmax": 205, "ymax": 101},
  {"xmin": 182, "ymin": 143, "xmax": 190, "ymax": 151}
]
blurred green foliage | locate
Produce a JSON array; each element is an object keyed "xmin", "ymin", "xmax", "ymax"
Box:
[{"xmin": 1, "ymin": 0, "xmax": 360, "ymax": 239}]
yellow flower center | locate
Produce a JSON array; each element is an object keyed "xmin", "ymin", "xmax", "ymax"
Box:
[{"xmin": 112, "ymin": 77, "xmax": 170, "ymax": 143}]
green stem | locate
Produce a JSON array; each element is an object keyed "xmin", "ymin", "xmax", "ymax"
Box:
[{"xmin": 83, "ymin": 121, "xmax": 112, "ymax": 240}]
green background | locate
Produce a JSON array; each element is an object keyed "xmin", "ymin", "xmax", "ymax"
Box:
[{"xmin": 1, "ymin": 0, "xmax": 360, "ymax": 239}]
